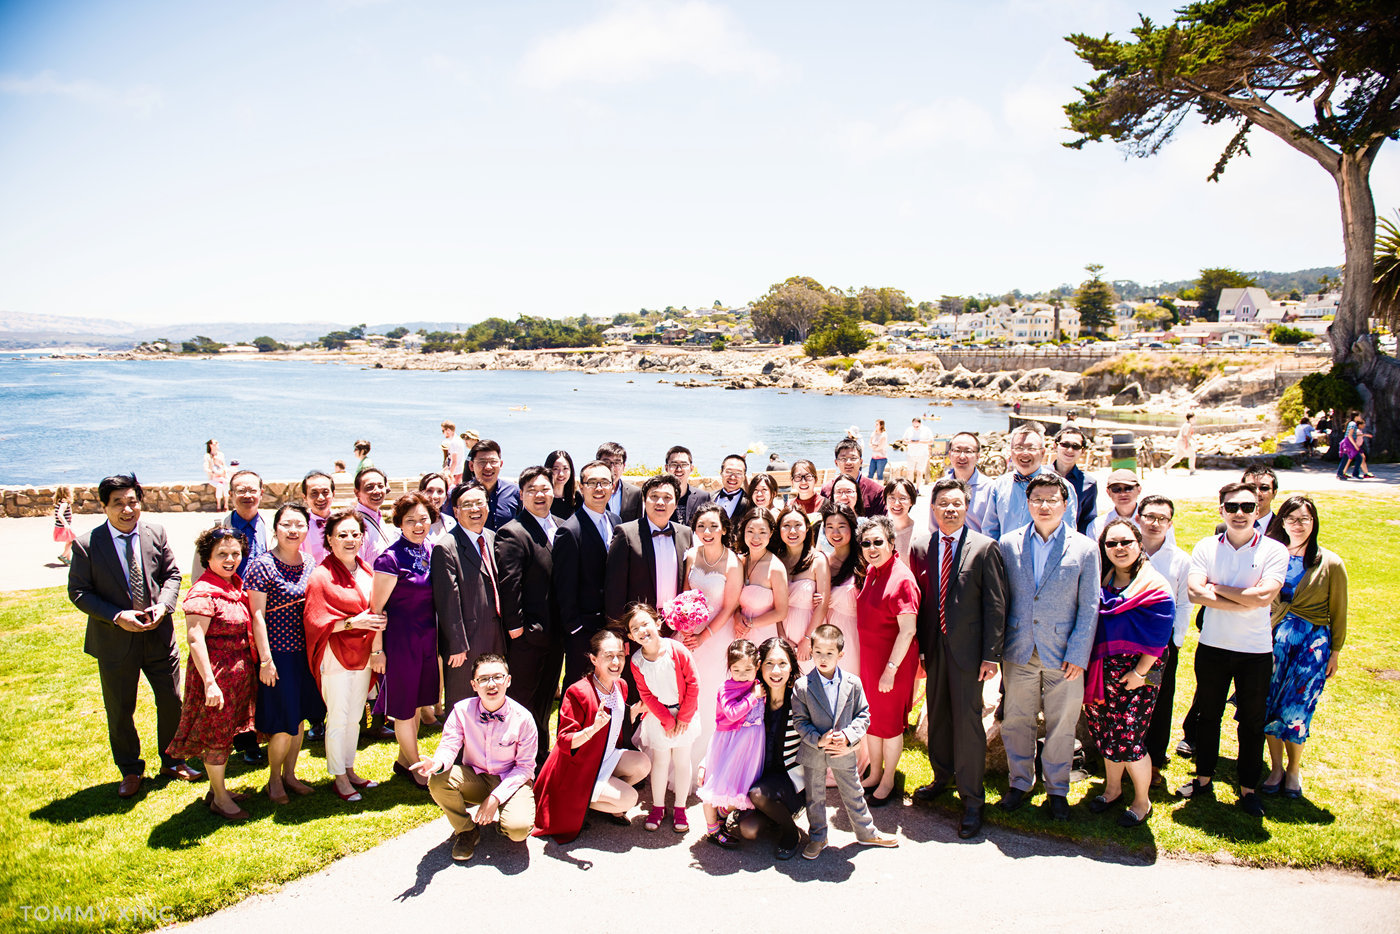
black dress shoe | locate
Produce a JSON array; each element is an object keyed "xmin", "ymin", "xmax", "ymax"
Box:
[
  {"xmin": 306, "ymin": 724, "xmax": 325, "ymax": 742},
  {"xmin": 242, "ymin": 749, "xmax": 266, "ymax": 766},
  {"xmin": 957, "ymin": 805, "xmax": 984, "ymax": 839},
  {"xmin": 866, "ymin": 786, "xmax": 895, "ymax": 808},
  {"xmin": 912, "ymin": 778, "xmax": 951, "ymax": 806},
  {"xmin": 775, "ymin": 830, "xmax": 807, "ymax": 861},
  {"xmin": 1047, "ymin": 794, "xmax": 1071, "ymax": 822},
  {"xmin": 1088, "ymin": 793, "xmax": 1123, "ymax": 814},
  {"xmin": 998, "ymin": 787, "xmax": 1028, "ymax": 812}
]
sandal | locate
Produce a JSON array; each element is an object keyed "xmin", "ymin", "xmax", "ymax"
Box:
[
  {"xmin": 672, "ymin": 807, "xmax": 690, "ymax": 833},
  {"xmin": 707, "ymin": 828, "xmax": 740, "ymax": 850},
  {"xmin": 644, "ymin": 806, "xmax": 666, "ymax": 831}
]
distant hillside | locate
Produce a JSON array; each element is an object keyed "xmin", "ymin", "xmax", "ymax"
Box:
[
  {"xmin": 1138, "ymin": 266, "xmax": 1343, "ymax": 299},
  {"xmin": 0, "ymin": 312, "xmax": 473, "ymax": 350}
]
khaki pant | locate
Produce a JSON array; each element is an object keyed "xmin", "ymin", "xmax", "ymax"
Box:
[{"xmin": 428, "ymin": 766, "xmax": 535, "ymax": 841}]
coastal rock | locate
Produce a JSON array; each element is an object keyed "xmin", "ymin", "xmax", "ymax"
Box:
[
  {"xmin": 1112, "ymin": 382, "xmax": 1145, "ymax": 405},
  {"xmin": 859, "ymin": 366, "xmax": 909, "ymax": 388},
  {"xmin": 844, "ymin": 365, "xmax": 864, "ymax": 384}
]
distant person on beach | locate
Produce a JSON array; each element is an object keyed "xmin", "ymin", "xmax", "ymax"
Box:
[
  {"xmin": 942, "ymin": 431, "xmax": 991, "ymax": 533},
  {"xmin": 332, "ymin": 460, "xmax": 350, "ymax": 490},
  {"xmin": 53, "ymin": 486, "xmax": 75, "ymax": 565},
  {"xmin": 204, "ymin": 440, "xmax": 228, "ymax": 511},
  {"xmin": 1052, "ymin": 427, "xmax": 1098, "ymax": 536},
  {"xmin": 442, "ymin": 421, "xmax": 466, "ymax": 484},
  {"xmin": 766, "ymin": 452, "xmax": 790, "ymax": 474},
  {"xmin": 1161, "ymin": 413, "xmax": 1197, "ymax": 475},
  {"xmin": 471, "ymin": 440, "xmax": 521, "ymax": 532},
  {"xmin": 353, "ymin": 440, "xmax": 374, "ymax": 477},
  {"xmin": 68, "ymin": 474, "xmax": 199, "ymax": 798},
  {"xmin": 821, "ymin": 439, "xmax": 886, "ymax": 516},
  {"xmin": 901, "ymin": 418, "xmax": 934, "ymax": 484},
  {"xmin": 868, "ymin": 420, "xmax": 889, "ymax": 481}
]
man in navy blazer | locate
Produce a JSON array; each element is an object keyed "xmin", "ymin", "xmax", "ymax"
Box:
[
  {"xmin": 67, "ymin": 474, "xmax": 198, "ymax": 797},
  {"xmin": 996, "ymin": 473, "xmax": 1099, "ymax": 821},
  {"xmin": 552, "ymin": 459, "xmax": 621, "ymax": 691}
]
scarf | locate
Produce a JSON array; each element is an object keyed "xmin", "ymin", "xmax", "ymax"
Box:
[
  {"xmin": 303, "ymin": 554, "xmax": 377, "ymax": 688},
  {"xmin": 1085, "ymin": 562, "xmax": 1175, "ymax": 705}
]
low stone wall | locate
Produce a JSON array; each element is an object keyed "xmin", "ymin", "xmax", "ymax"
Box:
[{"xmin": 2, "ymin": 481, "xmax": 302, "ymax": 519}]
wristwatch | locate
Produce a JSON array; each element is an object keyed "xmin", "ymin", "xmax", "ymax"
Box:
[{"xmin": 343, "ymin": 618, "xmax": 353, "ymax": 631}]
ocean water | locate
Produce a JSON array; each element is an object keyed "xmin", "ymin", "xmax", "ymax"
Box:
[{"xmin": 0, "ymin": 358, "xmax": 1008, "ymax": 486}]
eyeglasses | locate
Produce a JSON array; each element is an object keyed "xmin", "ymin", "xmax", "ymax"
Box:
[
  {"xmin": 1282, "ymin": 515, "xmax": 1314, "ymax": 526},
  {"xmin": 473, "ymin": 458, "xmax": 502, "ymax": 468},
  {"xmin": 473, "ymin": 673, "xmax": 508, "ymax": 686},
  {"xmin": 721, "ymin": 468, "xmax": 746, "ymax": 478},
  {"xmin": 580, "ymin": 479, "xmax": 613, "ymax": 489},
  {"xmin": 1029, "ymin": 497, "xmax": 1063, "ymax": 508},
  {"xmin": 836, "ymin": 455, "xmax": 862, "ymax": 464},
  {"xmin": 792, "ymin": 473, "xmax": 816, "ymax": 482},
  {"xmin": 859, "ymin": 539, "xmax": 887, "ymax": 548},
  {"xmin": 1223, "ymin": 501, "xmax": 1257, "ymax": 514},
  {"xmin": 950, "ymin": 447, "xmax": 978, "ymax": 456},
  {"xmin": 1103, "ymin": 538, "xmax": 1137, "ymax": 549},
  {"xmin": 1057, "ymin": 441, "xmax": 1084, "ymax": 451},
  {"xmin": 1139, "ymin": 513, "xmax": 1171, "ymax": 525},
  {"xmin": 666, "ymin": 461, "xmax": 691, "ymax": 470},
  {"xmin": 1010, "ymin": 444, "xmax": 1043, "ymax": 453},
  {"xmin": 1108, "ymin": 484, "xmax": 1139, "ymax": 494}
]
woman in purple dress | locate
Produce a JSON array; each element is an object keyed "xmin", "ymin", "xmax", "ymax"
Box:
[{"xmin": 370, "ymin": 492, "xmax": 440, "ymax": 790}]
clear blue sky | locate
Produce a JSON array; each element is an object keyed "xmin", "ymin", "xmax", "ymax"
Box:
[{"xmin": 2, "ymin": 0, "xmax": 1394, "ymax": 326}]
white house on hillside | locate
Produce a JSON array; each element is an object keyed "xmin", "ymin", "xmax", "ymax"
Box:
[{"xmin": 1218, "ymin": 287, "xmax": 1275, "ymax": 322}]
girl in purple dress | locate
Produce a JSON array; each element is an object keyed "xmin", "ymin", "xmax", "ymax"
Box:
[
  {"xmin": 370, "ymin": 493, "xmax": 440, "ymax": 790},
  {"xmin": 696, "ymin": 639, "xmax": 765, "ymax": 848}
]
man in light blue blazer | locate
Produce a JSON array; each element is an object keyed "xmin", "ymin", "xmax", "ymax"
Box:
[
  {"xmin": 996, "ymin": 473, "xmax": 1100, "ymax": 821},
  {"xmin": 982, "ymin": 423, "xmax": 1079, "ymax": 540}
]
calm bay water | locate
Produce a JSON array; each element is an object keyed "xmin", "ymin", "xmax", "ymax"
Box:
[{"xmin": 0, "ymin": 358, "xmax": 1008, "ymax": 486}]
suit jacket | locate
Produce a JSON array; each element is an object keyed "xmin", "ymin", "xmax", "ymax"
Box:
[
  {"xmin": 675, "ymin": 486, "xmax": 713, "ymax": 526},
  {"xmin": 431, "ymin": 524, "xmax": 505, "ymax": 662},
  {"xmin": 610, "ymin": 481, "xmax": 643, "ymax": 523},
  {"xmin": 997, "ymin": 524, "xmax": 1100, "ymax": 670},
  {"xmin": 791, "ymin": 668, "xmax": 870, "ymax": 766},
  {"xmin": 709, "ymin": 488, "xmax": 752, "ymax": 524},
  {"xmin": 189, "ymin": 510, "xmax": 273, "ymax": 580},
  {"xmin": 604, "ymin": 518, "xmax": 694, "ymax": 624},
  {"xmin": 554, "ymin": 506, "xmax": 619, "ymax": 638},
  {"xmin": 69, "ymin": 521, "xmax": 183, "ymax": 662},
  {"xmin": 494, "ymin": 511, "xmax": 559, "ymax": 647},
  {"xmin": 909, "ymin": 526, "xmax": 1008, "ymax": 671}
]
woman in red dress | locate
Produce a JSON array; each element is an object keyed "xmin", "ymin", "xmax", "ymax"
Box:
[
  {"xmin": 854, "ymin": 515, "xmax": 920, "ymax": 807},
  {"xmin": 166, "ymin": 527, "xmax": 258, "ymax": 820}
]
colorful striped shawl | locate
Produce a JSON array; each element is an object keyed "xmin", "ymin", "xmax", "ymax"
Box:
[{"xmin": 1085, "ymin": 563, "xmax": 1175, "ymax": 705}]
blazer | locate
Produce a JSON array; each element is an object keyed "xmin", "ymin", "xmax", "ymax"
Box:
[
  {"xmin": 997, "ymin": 524, "xmax": 1100, "ymax": 670},
  {"xmin": 675, "ymin": 486, "xmax": 713, "ymax": 526},
  {"xmin": 709, "ymin": 488, "xmax": 752, "ymax": 524},
  {"xmin": 431, "ymin": 524, "xmax": 505, "ymax": 663},
  {"xmin": 494, "ymin": 511, "xmax": 559, "ymax": 647},
  {"xmin": 69, "ymin": 521, "xmax": 183, "ymax": 663},
  {"xmin": 909, "ymin": 526, "xmax": 1008, "ymax": 671},
  {"xmin": 603, "ymin": 518, "xmax": 694, "ymax": 625},
  {"xmin": 791, "ymin": 667, "xmax": 870, "ymax": 766},
  {"xmin": 612, "ymin": 482, "xmax": 643, "ymax": 523},
  {"xmin": 553, "ymin": 506, "xmax": 619, "ymax": 638}
]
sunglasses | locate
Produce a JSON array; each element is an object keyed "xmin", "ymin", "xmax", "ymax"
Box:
[
  {"xmin": 1058, "ymin": 441, "xmax": 1084, "ymax": 451},
  {"xmin": 1223, "ymin": 501, "xmax": 1257, "ymax": 514},
  {"xmin": 1108, "ymin": 484, "xmax": 1139, "ymax": 494},
  {"xmin": 859, "ymin": 539, "xmax": 887, "ymax": 548},
  {"xmin": 1103, "ymin": 538, "xmax": 1137, "ymax": 549}
]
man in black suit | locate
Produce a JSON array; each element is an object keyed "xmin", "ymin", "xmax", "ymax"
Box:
[
  {"xmin": 595, "ymin": 441, "xmax": 642, "ymax": 522},
  {"xmin": 553, "ymin": 459, "xmax": 621, "ymax": 692},
  {"xmin": 664, "ymin": 445, "xmax": 712, "ymax": 526},
  {"xmin": 908, "ymin": 477, "xmax": 1008, "ymax": 839},
  {"xmin": 495, "ymin": 466, "xmax": 563, "ymax": 766},
  {"xmin": 605, "ymin": 473, "xmax": 694, "ymax": 625},
  {"xmin": 67, "ymin": 474, "xmax": 201, "ymax": 797},
  {"xmin": 431, "ymin": 482, "xmax": 506, "ymax": 711},
  {"xmin": 709, "ymin": 453, "xmax": 752, "ymax": 523}
]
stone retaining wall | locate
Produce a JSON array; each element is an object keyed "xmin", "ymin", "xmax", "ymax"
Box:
[{"xmin": 2, "ymin": 481, "xmax": 302, "ymax": 519}]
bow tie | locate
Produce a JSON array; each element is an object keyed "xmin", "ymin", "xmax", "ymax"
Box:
[
  {"xmin": 716, "ymin": 490, "xmax": 740, "ymax": 499},
  {"xmin": 651, "ymin": 526, "xmax": 674, "ymax": 538},
  {"xmin": 478, "ymin": 709, "xmax": 505, "ymax": 724},
  {"xmin": 1014, "ymin": 473, "xmax": 1034, "ymax": 484}
]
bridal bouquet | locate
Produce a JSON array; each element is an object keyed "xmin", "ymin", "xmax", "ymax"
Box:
[{"xmin": 660, "ymin": 589, "xmax": 710, "ymax": 635}]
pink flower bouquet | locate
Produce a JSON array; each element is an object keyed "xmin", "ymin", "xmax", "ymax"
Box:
[{"xmin": 660, "ymin": 589, "xmax": 710, "ymax": 635}]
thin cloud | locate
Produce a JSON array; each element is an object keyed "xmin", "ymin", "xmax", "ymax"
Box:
[
  {"xmin": 0, "ymin": 70, "xmax": 162, "ymax": 117},
  {"xmin": 836, "ymin": 100, "xmax": 995, "ymax": 159},
  {"xmin": 519, "ymin": 0, "xmax": 781, "ymax": 90}
]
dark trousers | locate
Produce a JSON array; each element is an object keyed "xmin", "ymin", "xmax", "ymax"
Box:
[
  {"xmin": 97, "ymin": 643, "xmax": 184, "ymax": 777},
  {"xmin": 506, "ymin": 635, "xmax": 565, "ymax": 768},
  {"xmin": 1193, "ymin": 643, "xmax": 1271, "ymax": 789},
  {"xmin": 925, "ymin": 638, "xmax": 988, "ymax": 806},
  {"xmin": 1144, "ymin": 641, "xmax": 1180, "ymax": 768},
  {"xmin": 442, "ymin": 657, "xmax": 476, "ymax": 713},
  {"xmin": 561, "ymin": 626, "xmax": 598, "ymax": 699},
  {"xmin": 738, "ymin": 774, "xmax": 802, "ymax": 847}
]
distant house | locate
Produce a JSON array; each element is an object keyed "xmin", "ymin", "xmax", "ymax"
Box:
[
  {"xmin": 1218, "ymin": 287, "xmax": 1275, "ymax": 322},
  {"xmin": 1298, "ymin": 292, "xmax": 1340, "ymax": 319},
  {"xmin": 219, "ymin": 343, "xmax": 258, "ymax": 354},
  {"xmin": 602, "ymin": 325, "xmax": 634, "ymax": 344}
]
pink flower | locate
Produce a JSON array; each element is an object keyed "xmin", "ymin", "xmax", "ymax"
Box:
[{"xmin": 661, "ymin": 589, "xmax": 711, "ymax": 634}]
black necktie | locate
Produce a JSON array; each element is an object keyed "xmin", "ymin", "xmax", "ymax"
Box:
[{"xmin": 124, "ymin": 532, "xmax": 147, "ymax": 611}]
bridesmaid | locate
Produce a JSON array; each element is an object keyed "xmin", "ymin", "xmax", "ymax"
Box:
[
  {"xmin": 682, "ymin": 504, "xmax": 743, "ymax": 753},
  {"xmin": 734, "ymin": 509, "xmax": 789, "ymax": 648},
  {"xmin": 829, "ymin": 475, "xmax": 864, "ymax": 518},
  {"xmin": 776, "ymin": 504, "xmax": 829, "ymax": 672},
  {"xmin": 820, "ymin": 503, "xmax": 862, "ymax": 677}
]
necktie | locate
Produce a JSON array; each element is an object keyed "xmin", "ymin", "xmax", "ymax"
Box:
[
  {"xmin": 478, "ymin": 536, "xmax": 501, "ymax": 617},
  {"xmin": 125, "ymin": 532, "xmax": 147, "ymax": 611},
  {"xmin": 938, "ymin": 535, "xmax": 955, "ymax": 635}
]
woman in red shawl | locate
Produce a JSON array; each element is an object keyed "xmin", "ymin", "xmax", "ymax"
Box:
[
  {"xmin": 304, "ymin": 508, "xmax": 387, "ymax": 802},
  {"xmin": 1084, "ymin": 518, "xmax": 1175, "ymax": 828},
  {"xmin": 533, "ymin": 629, "xmax": 651, "ymax": 843}
]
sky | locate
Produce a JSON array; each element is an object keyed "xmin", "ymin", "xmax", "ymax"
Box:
[{"xmin": 2, "ymin": 0, "xmax": 1395, "ymax": 327}]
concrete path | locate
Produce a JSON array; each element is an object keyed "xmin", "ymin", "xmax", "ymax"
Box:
[
  {"xmin": 6, "ymin": 463, "xmax": 1396, "ymax": 594},
  {"xmin": 171, "ymin": 803, "xmax": 1400, "ymax": 933}
]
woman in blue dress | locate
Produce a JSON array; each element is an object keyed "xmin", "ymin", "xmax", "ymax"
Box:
[{"xmin": 246, "ymin": 503, "xmax": 327, "ymax": 804}]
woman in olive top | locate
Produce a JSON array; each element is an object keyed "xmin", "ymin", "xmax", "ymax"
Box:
[{"xmin": 1261, "ymin": 495, "xmax": 1347, "ymax": 798}]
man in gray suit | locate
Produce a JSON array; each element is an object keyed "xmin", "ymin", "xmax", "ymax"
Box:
[
  {"xmin": 909, "ymin": 478, "xmax": 1008, "ymax": 839},
  {"xmin": 68, "ymin": 474, "xmax": 200, "ymax": 797},
  {"xmin": 996, "ymin": 473, "xmax": 1099, "ymax": 821},
  {"xmin": 432, "ymin": 482, "xmax": 506, "ymax": 710}
]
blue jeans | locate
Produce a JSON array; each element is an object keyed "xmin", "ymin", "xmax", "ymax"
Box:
[{"xmin": 868, "ymin": 458, "xmax": 887, "ymax": 480}]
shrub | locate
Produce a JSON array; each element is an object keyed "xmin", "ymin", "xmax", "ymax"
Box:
[
  {"xmin": 1277, "ymin": 383, "xmax": 1306, "ymax": 432},
  {"xmin": 1297, "ymin": 367, "xmax": 1362, "ymax": 415}
]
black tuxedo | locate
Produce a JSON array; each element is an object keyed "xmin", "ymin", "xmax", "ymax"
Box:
[
  {"xmin": 67, "ymin": 521, "xmax": 185, "ymax": 777},
  {"xmin": 495, "ymin": 511, "xmax": 563, "ymax": 764},
  {"xmin": 909, "ymin": 526, "xmax": 1008, "ymax": 806},
  {"xmin": 709, "ymin": 488, "xmax": 751, "ymax": 530},
  {"xmin": 553, "ymin": 505, "xmax": 619, "ymax": 691},
  {"xmin": 603, "ymin": 518, "xmax": 694, "ymax": 625},
  {"xmin": 431, "ymin": 525, "xmax": 505, "ymax": 710}
]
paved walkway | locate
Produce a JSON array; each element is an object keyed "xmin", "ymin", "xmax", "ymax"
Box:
[{"xmin": 172, "ymin": 805, "xmax": 1400, "ymax": 933}]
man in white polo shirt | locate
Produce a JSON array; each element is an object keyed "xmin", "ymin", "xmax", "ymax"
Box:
[{"xmin": 1179, "ymin": 482, "xmax": 1287, "ymax": 817}]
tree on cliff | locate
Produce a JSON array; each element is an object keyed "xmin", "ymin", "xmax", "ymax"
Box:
[
  {"xmin": 1075, "ymin": 263, "xmax": 1118, "ymax": 335},
  {"xmin": 1064, "ymin": 0, "xmax": 1400, "ymax": 455},
  {"xmin": 1192, "ymin": 268, "xmax": 1258, "ymax": 322},
  {"xmin": 751, "ymin": 276, "xmax": 836, "ymax": 343}
]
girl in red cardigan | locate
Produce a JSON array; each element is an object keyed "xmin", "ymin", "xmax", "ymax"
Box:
[{"xmin": 626, "ymin": 603, "xmax": 700, "ymax": 834}]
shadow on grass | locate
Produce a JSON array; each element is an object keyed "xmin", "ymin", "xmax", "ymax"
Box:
[
  {"xmin": 1168, "ymin": 795, "xmax": 1271, "ymax": 844},
  {"xmin": 1256, "ymin": 794, "xmax": 1336, "ymax": 826},
  {"xmin": 30, "ymin": 780, "xmax": 150, "ymax": 823}
]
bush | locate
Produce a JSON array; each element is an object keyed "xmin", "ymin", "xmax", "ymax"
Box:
[
  {"xmin": 804, "ymin": 319, "xmax": 869, "ymax": 357},
  {"xmin": 1297, "ymin": 367, "xmax": 1362, "ymax": 415},
  {"xmin": 1269, "ymin": 324, "xmax": 1312, "ymax": 345},
  {"xmin": 710, "ymin": 337, "xmax": 728, "ymax": 352},
  {"xmin": 1273, "ymin": 455, "xmax": 1296, "ymax": 469},
  {"xmin": 1277, "ymin": 383, "xmax": 1306, "ymax": 432}
]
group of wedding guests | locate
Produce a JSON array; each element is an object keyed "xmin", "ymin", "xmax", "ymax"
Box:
[{"xmin": 66, "ymin": 423, "xmax": 1348, "ymax": 861}]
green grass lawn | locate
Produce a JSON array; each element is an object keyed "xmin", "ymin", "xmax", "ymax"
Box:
[{"xmin": 3, "ymin": 492, "xmax": 1398, "ymax": 932}]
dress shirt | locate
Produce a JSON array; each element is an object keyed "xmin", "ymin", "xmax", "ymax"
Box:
[
  {"xmin": 582, "ymin": 505, "xmax": 612, "ymax": 544},
  {"xmin": 819, "ymin": 667, "xmax": 841, "ymax": 715},
  {"xmin": 229, "ymin": 511, "xmax": 268, "ymax": 576},
  {"xmin": 107, "ymin": 523, "xmax": 143, "ymax": 582},
  {"xmin": 1029, "ymin": 522, "xmax": 1066, "ymax": 587},
  {"xmin": 714, "ymin": 488, "xmax": 744, "ymax": 517},
  {"xmin": 485, "ymin": 480, "xmax": 521, "ymax": 532},
  {"xmin": 648, "ymin": 520, "xmax": 679, "ymax": 605},
  {"xmin": 537, "ymin": 513, "xmax": 559, "ymax": 546},
  {"xmin": 357, "ymin": 502, "xmax": 392, "ymax": 564},
  {"xmin": 431, "ymin": 696, "xmax": 537, "ymax": 804},
  {"xmin": 1147, "ymin": 542, "xmax": 1193, "ymax": 647},
  {"xmin": 306, "ymin": 513, "xmax": 330, "ymax": 565},
  {"xmin": 608, "ymin": 483, "xmax": 625, "ymax": 517},
  {"xmin": 943, "ymin": 467, "xmax": 992, "ymax": 533},
  {"xmin": 983, "ymin": 464, "xmax": 1078, "ymax": 540}
]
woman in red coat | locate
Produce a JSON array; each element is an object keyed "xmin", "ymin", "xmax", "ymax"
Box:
[{"xmin": 533, "ymin": 629, "xmax": 651, "ymax": 843}]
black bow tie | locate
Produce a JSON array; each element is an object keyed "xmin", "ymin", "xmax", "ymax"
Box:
[
  {"xmin": 479, "ymin": 709, "xmax": 504, "ymax": 724},
  {"xmin": 717, "ymin": 490, "xmax": 740, "ymax": 500},
  {"xmin": 651, "ymin": 526, "xmax": 674, "ymax": 538}
]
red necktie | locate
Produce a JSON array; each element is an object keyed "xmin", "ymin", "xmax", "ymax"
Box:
[
  {"xmin": 938, "ymin": 535, "xmax": 955, "ymax": 635},
  {"xmin": 478, "ymin": 536, "xmax": 501, "ymax": 617}
]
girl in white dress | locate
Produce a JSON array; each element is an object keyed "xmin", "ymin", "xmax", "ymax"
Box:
[{"xmin": 626, "ymin": 605, "xmax": 700, "ymax": 834}]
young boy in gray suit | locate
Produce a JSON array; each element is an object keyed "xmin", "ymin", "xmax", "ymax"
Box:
[{"xmin": 792, "ymin": 624, "xmax": 899, "ymax": 859}]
